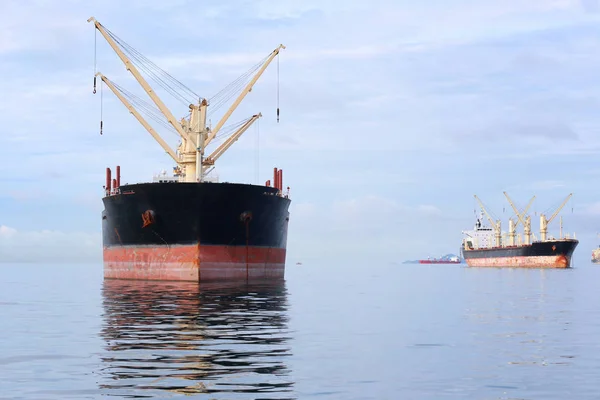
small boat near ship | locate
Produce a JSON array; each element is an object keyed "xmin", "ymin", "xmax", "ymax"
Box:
[
  {"xmin": 461, "ymin": 192, "xmax": 578, "ymax": 268},
  {"xmin": 592, "ymin": 249, "xmax": 600, "ymax": 264},
  {"xmin": 592, "ymin": 237, "xmax": 600, "ymax": 264},
  {"xmin": 418, "ymin": 255, "xmax": 461, "ymax": 264}
]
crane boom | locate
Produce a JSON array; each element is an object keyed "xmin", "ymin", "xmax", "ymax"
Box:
[
  {"xmin": 203, "ymin": 114, "xmax": 262, "ymax": 166},
  {"xmin": 540, "ymin": 193, "xmax": 573, "ymax": 242},
  {"xmin": 474, "ymin": 195, "xmax": 495, "ymax": 227},
  {"xmin": 97, "ymin": 73, "xmax": 180, "ymax": 164},
  {"xmin": 503, "ymin": 192, "xmax": 535, "ymax": 227},
  {"xmin": 547, "ymin": 193, "xmax": 572, "ymax": 224},
  {"xmin": 521, "ymin": 196, "xmax": 536, "ymax": 221},
  {"xmin": 90, "ymin": 17, "xmax": 284, "ymax": 183},
  {"xmin": 87, "ymin": 17, "xmax": 194, "ymax": 145},
  {"xmin": 204, "ymin": 44, "xmax": 285, "ymax": 147}
]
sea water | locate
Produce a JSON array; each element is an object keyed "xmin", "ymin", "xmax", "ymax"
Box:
[{"xmin": 1, "ymin": 261, "xmax": 598, "ymax": 399}]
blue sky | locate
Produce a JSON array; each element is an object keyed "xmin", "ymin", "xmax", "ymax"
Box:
[{"xmin": 2, "ymin": 0, "xmax": 600, "ymax": 264}]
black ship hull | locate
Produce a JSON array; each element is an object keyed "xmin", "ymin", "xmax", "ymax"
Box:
[
  {"xmin": 462, "ymin": 239, "xmax": 578, "ymax": 268},
  {"xmin": 101, "ymin": 181, "xmax": 291, "ymax": 281}
]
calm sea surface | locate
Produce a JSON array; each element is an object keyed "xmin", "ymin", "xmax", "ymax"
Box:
[{"xmin": 1, "ymin": 261, "xmax": 600, "ymax": 399}]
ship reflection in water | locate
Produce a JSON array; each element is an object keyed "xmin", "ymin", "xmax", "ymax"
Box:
[{"xmin": 99, "ymin": 279, "xmax": 293, "ymax": 398}]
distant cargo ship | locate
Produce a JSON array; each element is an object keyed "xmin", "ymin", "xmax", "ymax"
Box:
[{"xmin": 461, "ymin": 192, "xmax": 578, "ymax": 269}]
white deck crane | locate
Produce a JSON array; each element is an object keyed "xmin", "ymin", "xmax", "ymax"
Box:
[
  {"xmin": 540, "ymin": 194, "xmax": 572, "ymax": 242},
  {"xmin": 503, "ymin": 192, "xmax": 536, "ymax": 246},
  {"xmin": 474, "ymin": 195, "xmax": 502, "ymax": 247},
  {"xmin": 88, "ymin": 17, "xmax": 284, "ymax": 183}
]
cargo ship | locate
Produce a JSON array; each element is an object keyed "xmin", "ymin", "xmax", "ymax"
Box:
[
  {"xmin": 461, "ymin": 192, "xmax": 578, "ymax": 268},
  {"xmin": 88, "ymin": 18, "xmax": 291, "ymax": 281}
]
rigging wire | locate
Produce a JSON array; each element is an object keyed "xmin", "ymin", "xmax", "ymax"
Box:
[
  {"xmin": 209, "ymin": 116, "xmax": 256, "ymax": 148},
  {"xmin": 100, "ymin": 79, "xmax": 104, "ymax": 135},
  {"xmin": 92, "ymin": 23, "xmax": 280, "ymax": 171},
  {"xmin": 255, "ymin": 117, "xmax": 260, "ymax": 184},
  {"xmin": 93, "ymin": 28, "xmax": 97, "ymax": 94},
  {"xmin": 207, "ymin": 54, "xmax": 269, "ymax": 118},
  {"xmin": 541, "ymin": 195, "xmax": 571, "ymax": 217},
  {"xmin": 277, "ymin": 51, "xmax": 280, "ymax": 123},
  {"xmin": 102, "ymin": 25, "xmax": 200, "ymax": 106},
  {"xmin": 219, "ymin": 116, "xmax": 254, "ymax": 138},
  {"xmin": 208, "ymin": 54, "xmax": 267, "ymax": 103},
  {"xmin": 474, "ymin": 196, "xmax": 499, "ymax": 222},
  {"xmin": 110, "ymin": 79, "xmax": 180, "ymax": 136},
  {"xmin": 107, "ymin": 27, "xmax": 197, "ymax": 100},
  {"xmin": 571, "ymin": 195, "xmax": 574, "ymax": 214}
]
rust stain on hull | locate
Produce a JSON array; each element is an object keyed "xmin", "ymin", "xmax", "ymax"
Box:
[
  {"xmin": 465, "ymin": 255, "xmax": 572, "ymax": 269},
  {"xmin": 103, "ymin": 244, "xmax": 286, "ymax": 282}
]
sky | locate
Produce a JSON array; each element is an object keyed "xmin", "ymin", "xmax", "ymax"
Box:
[{"xmin": 2, "ymin": 0, "xmax": 600, "ymax": 265}]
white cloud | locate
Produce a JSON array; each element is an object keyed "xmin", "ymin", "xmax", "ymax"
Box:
[
  {"xmin": 0, "ymin": 225, "xmax": 17, "ymax": 238},
  {"xmin": 3, "ymin": 0, "xmax": 600, "ymax": 265},
  {"xmin": 0, "ymin": 225, "xmax": 101, "ymax": 263}
]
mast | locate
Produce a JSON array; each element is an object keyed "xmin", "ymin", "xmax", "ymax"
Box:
[
  {"xmin": 88, "ymin": 17, "xmax": 283, "ymax": 182},
  {"xmin": 560, "ymin": 215, "xmax": 563, "ymax": 239}
]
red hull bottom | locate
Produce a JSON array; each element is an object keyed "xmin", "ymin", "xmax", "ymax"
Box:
[
  {"xmin": 103, "ymin": 244, "xmax": 286, "ymax": 282},
  {"xmin": 465, "ymin": 255, "xmax": 571, "ymax": 269}
]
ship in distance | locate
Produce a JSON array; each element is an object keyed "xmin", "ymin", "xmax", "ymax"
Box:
[
  {"xmin": 401, "ymin": 254, "xmax": 462, "ymax": 264},
  {"xmin": 461, "ymin": 192, "xmax": 578, "ymax": 268},
  {"xmin": 88, "ymin": 17, "xmax": 291, "ymax": 282},
  {"xmin": 418, "ymin": 254, "xmax": 461, "ymax": 264}
]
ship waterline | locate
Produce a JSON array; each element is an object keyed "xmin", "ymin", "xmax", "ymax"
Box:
[
  {"xmin": 103, "ymin": 244, "xmax": 286, "ymax": 281},
  {"xmin": 464, "ymin": 255, "xmax": 569, "ymax": 268}
]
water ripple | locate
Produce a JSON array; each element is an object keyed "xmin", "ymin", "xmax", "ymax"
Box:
[{"xmin": 98, "ymin": 280, "xmax": 294, "ymax": 398}]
